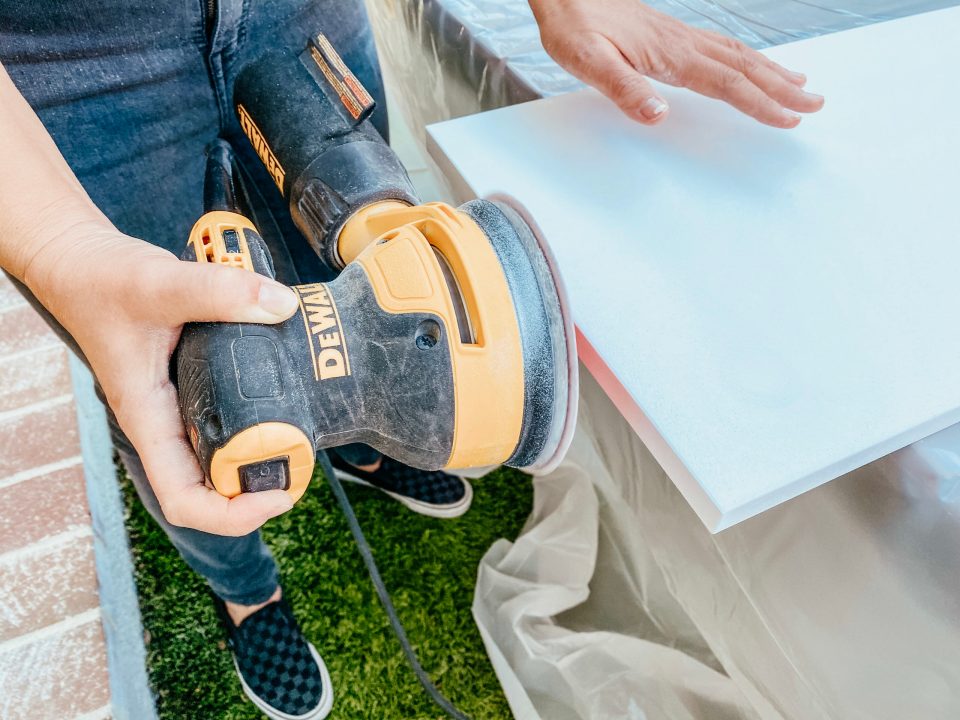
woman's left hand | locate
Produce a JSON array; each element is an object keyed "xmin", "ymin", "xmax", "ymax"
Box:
[{"xmin": 529, "ymin": 0, "xmax": 825, "ymax": 128}]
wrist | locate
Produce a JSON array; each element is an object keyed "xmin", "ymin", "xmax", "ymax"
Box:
[
  {"xmin": 18, "ymin": 200, "xmax": 115, "ymax": 306},
  {"xmin": 528, "ymin": 0, "xmax": 552, "ymax": 23},
  {"xmin": 3, "ymin": 192, "xmax": 109, "ymax": 276},
  {"xmin": 529, "ymin": 0, "xmax": 578, "ymax": 22}
]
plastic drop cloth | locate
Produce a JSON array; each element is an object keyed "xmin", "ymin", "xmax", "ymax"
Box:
[
  {"xmin": 361, "ymin": 1, "xmax": 960, "ymax": 717},
  {"xmin": 474, "ymin": 367, "xmax": 960, "ymax": 720}
]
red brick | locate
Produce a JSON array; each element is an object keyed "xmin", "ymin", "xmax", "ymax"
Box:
[
  {"xmin": 0, "ymin": 464, "xmax": 89, "ymax": 554},
  {"xmin": 0, "ymin": 536, "xmax": 99, "ymax": 642},
  {"xmin": 0, "ymin": 616, "xmax": 110, "ymax": 720},
  {"xmin": 0, "ymin": 346, "xmax": 71, "ymax": 413},
  {"xmin": 0, "ymin": 399, "xmax": 81, "ymax": 478},
  {"xmin": 0, "ymin": 303, "xmax": 60, "ymax": 358}
]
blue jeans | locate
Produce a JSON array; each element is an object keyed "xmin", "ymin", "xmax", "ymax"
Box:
[{"xmin": 1, "ymin": 0, "xmax": 385, "ymax": 605}]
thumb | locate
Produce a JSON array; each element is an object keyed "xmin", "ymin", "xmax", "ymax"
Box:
[{"xmin": 149, "ymin": 259, "xmax": 299, "ymax": 325}]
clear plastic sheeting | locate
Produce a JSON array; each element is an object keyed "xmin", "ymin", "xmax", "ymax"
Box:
[
  {"xmin": 475, "ymin": 367, "xmax": 960, "ymax": 720},
  {"xmin": 365, "ymin": 0, "xmax": 957, "ymax": 138}
]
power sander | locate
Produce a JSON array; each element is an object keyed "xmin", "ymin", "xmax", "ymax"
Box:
[{"xmin": 175, "ymin": 34, "xmax": 577, "ymax": 504}]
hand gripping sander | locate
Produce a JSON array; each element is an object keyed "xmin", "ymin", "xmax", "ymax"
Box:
[{"xmin": 175, "ymin": 34, "xmax": 577, "ymax": 503}]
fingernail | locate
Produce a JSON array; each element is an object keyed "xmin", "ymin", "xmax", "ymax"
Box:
[
  {"xmin": 258, "ymin": 282, "xmax": 298, "ymax": 318},
  {"xmin": 789, "ymin": 71, "xmax": 807, "ymax": 85},
  {"xmin": 781, "ymin": 109, "xmax": 802, "ymax": 126},
  {"xmin": 641, "ymin": 96, "xmax": 669, "ymax": 121},
  {"xmin": 803, "ymin": 91, "xmax": 824, "ymax": 104},
  {"xmin": 264, "ymin": 491, "xmax": 294, "ymax": 515}
]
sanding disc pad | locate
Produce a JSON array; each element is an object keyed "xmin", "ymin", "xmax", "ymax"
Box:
[{"xmin": 486, "ymin": 194, "xmax": 579, "ymax": 475}]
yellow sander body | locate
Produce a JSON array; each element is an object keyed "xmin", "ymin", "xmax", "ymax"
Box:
[{"xmin": 175, "ymin": 34, "xmax": 576, "ymax": 503}]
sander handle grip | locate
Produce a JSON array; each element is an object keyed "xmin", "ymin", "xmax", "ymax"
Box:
[{"xmin": 175, "ymin": 209, "xmax": 318, "ymax": 503}]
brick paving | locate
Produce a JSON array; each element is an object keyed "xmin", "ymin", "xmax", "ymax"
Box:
[{"xmin": 0, "ymin": 275, "xmax": 112, "ymax": 720}]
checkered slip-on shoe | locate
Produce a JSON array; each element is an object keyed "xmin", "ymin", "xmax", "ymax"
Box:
[
  {"xmin": 329, "ymin": 453, "xmax": 473, "ymax": 518},
  {"xmin": 214, "ymin": 596, "xmax": 333, "ymax": 720}
]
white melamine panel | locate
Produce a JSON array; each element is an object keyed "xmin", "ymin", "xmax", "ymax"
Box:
[{"xmin": 427, "ymin": 6, "xmax": 960, "ymax": 531}]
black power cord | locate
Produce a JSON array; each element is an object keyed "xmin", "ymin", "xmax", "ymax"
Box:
[{"xmin": 316, "ymin": 451, "xmax": 473, "ymax": 720}]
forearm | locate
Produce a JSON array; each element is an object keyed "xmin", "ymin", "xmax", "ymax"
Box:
[{"xmin": 0, "ymin": 62, "xmax": 111, "ymax": 283}]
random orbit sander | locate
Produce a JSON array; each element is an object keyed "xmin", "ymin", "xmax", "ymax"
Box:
[{"xmin": 175, "ymin": 33, "xmax": 578, "ymax": 504}]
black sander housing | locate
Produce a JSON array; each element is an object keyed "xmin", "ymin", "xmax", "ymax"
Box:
[{"xmin": 175, "ymin": 34, "xmax": 577, "ymax": 502}]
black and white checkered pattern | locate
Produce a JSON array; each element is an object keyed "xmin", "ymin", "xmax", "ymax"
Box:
[
  {"xmin": 331, "ymin": 454, "xmax": 467, "ymax": 506},
  {"xmin": 216, "ymin": 598, "xmax": 330, "ymax": 719}
]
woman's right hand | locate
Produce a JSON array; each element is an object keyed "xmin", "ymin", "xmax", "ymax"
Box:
[{"xmin": 23, "ymin": 219, "xmax": 301, "ymax": 536}]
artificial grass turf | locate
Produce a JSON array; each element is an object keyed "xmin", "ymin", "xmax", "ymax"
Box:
[{"xmin": 122, "ymin": 463, "xmax": 533, "ymax": 720}]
